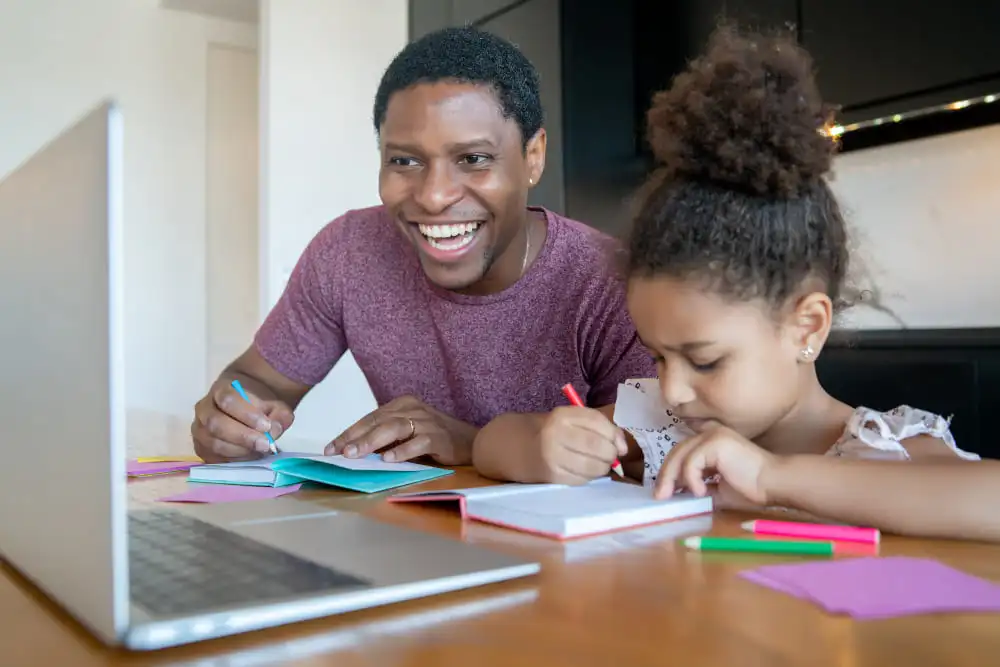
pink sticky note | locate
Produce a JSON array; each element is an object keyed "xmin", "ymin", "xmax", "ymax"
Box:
[
  {"xmin": 127, "ymin": 461, "xmax": 199, "ymax": 476},
  {"xmin": 740, "ymin": 556, "xmax": 1000, "ymax": 619},
  {"xmin": 158, "ymin": 483, "xmax": 303, "ymax": 503}
]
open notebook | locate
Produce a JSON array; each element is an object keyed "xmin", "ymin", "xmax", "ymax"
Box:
[
  {"xmin": 388, "ymin": 478, "xmax": 713, "ymax": 540},
  {"xmin": 188, "ymin": 452, "xmax": 453, "ymax": 493}
]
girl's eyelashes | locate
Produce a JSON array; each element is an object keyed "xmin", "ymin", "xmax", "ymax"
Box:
[
  {"xmin": 649, "ymin": 352, "xmax": 721, "ymax": 373},
  {"xmin": 690, "ymin": 358, "xmax": 722, "ymax": 373}
]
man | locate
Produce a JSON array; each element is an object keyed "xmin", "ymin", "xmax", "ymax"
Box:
[{"xmin": 191, "ymin": 26, "xmax": 656, "ymax": 484}]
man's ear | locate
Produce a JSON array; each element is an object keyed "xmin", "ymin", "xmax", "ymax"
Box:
[{"xmin": 525, "ymin": 128, "xmax": 546, "ymax": 187}]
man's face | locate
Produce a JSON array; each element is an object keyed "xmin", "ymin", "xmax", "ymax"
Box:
[{"xmin": 378, "ymin": 81, "xmax": 545, "ymax": 292}]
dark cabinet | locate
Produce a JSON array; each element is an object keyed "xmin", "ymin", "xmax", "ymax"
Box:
[
  {"xmin": 818, "ymin": 329, "xmax": 1000, "ymax": 460},
  {"xmin": 801, "ymin": 1, "xmax": 1000, "ymax": 123}
]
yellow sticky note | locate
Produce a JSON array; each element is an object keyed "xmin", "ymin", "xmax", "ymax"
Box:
[{"xmin": 136, "ymin": 455, "xmax": 203, "ymax": 463}]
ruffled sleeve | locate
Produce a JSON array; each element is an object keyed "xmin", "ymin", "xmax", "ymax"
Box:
[
  {"xmin": 613, "ymin": 379, "xmax": 696, "ymax": 488},
  {"xmin": 828, "ymin": 405, "xmax": 980, "ymax": 461}
]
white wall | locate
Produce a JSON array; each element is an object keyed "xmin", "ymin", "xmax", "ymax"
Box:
[
  {"xmin": 0, "ymin": 0, "xmax": 257, "ymax": 451},
  {"xmin": 830, "ymin": 122, "xmax": 1000, "ymax": 330},
  {"xmin": 260, "ymin": 0, "xmax": 408, "ymax": 447},
  {"xmin": 206, "ymin": 44, "xmax": 260, "ymax": 382}
]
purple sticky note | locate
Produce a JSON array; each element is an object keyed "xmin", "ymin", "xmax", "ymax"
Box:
[
  {"xmin": 158, "ymin": 483, "xmax": 303, "ymax": 503},
  {"xmin": 127, "ymin": 461, "xmax": 199, "ymax": 476},
  {"xmin": 740, "ymin": 557, "xmax": 1000, "ymax": 619}
]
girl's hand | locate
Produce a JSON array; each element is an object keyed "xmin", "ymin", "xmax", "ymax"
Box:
[{"xmin": 654, "ymin": 424, "xmax": 779, "ymax": 507}]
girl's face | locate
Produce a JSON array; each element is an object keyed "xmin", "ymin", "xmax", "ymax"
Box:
[{"xmin": 626, "ymin": 275, "xmax": 819, "ymax": 440}]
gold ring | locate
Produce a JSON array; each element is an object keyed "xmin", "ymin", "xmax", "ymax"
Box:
[{"xmin": 406, "ymin": 417, "xmax": 416, "ymax": 439}]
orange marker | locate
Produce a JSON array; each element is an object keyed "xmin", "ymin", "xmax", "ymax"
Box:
[{"xmin": 561, "ymin": 383, "xmax": 624, "ymax": 477}]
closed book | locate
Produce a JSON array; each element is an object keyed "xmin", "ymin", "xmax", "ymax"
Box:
[{"xmin": 388, "ymin": 477, "xmax": 713, "ymax": 540}]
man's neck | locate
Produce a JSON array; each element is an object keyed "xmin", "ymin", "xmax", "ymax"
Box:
[{"xmin": 457, "ymin": 209, "xmax": 543, "ymax": 296}]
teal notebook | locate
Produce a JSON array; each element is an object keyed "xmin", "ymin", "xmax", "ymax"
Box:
[{"xmin": 187, "ymin": 452, "xmax": 453, "ymax": 493}]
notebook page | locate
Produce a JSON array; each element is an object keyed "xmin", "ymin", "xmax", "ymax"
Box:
[
  {"xmin": 196, "ymin": 451, "xmax": 313, "ymax": 469},
  {"xmin": 392, "ymin": 482, "xmax": 568, "ymax": 500},
  {"xmin": 298, "ymin": 454, "xmax": 433, "ymax": 472}
]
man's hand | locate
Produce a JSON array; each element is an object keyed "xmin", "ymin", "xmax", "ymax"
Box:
[
  {"xmin": 192, "ymin": 377, "xmax": 295, "ymax": 463},
  {"xmin": 326, "ymin": 395, "xmax": 478, "ymax": 465},
  {"xmin": 531, "ymin": 406, "xmax": 629, "ymax": 485}
]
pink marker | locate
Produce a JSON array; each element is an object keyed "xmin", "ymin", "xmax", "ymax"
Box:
[{"xmin": 742, "ymin": 519, "xmax": 880, "ymax": 544}]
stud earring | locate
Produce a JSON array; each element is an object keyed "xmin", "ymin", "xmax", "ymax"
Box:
[
  {"xmin": 800, "ymin": 345, "xmax": 816, "ymax": 361},
  {"xmin": 528, "ymin": 178, "xmax": 534, "ymax": 185}
]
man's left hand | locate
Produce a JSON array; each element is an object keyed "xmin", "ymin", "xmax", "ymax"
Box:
[{"xmin": 325, "ymin": 395, "xmax": 478, "ymax": 465}]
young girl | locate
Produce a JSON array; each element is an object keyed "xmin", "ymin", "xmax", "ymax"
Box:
[{"xmin": 622, "ymin": 25, "xmax": 1000, "ymax": 542}]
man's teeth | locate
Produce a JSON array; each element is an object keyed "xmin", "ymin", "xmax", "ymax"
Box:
[
  {"xmin": 417, "ymin": 221, "xmax": 482, "ymax": 251},
  {"xmin": 417, "ymin": 221, "xmax": 482, "ymax": 238}
]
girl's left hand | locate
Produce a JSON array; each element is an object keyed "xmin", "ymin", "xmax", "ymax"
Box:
[{"xmin": 654, "ymin": 424, "xmax": 779, "ymax": 507}]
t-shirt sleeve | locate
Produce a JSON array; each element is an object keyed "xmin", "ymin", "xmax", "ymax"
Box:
[
  {"xmin": 253, "ymin": 219, "xmax": 349, "ymax": 386},
  {"xmin": 578, "ymin": 277, "xmax": 658, "ymax": 407}
]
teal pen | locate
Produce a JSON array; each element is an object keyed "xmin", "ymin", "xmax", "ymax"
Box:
[{"xmin": 230, "ymin": 379, "xmax": 278, "ymax": 455}]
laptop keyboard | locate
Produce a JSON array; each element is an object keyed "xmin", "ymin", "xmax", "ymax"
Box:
[{"xmin": 128, "ymin": 510, "xmax": 371, "ymax": 616}]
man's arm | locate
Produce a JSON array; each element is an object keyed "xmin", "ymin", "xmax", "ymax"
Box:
[
  {"xmin": 193, "ymin": 217, "xmax": 350, "ymax": 460},
  {"xmin": 765, "ymin": 450, "xmax": 1000, "ymax": 542},
  {"xmin": 220, "ymin": 346, "xmax": 312, "ymax": 411}
]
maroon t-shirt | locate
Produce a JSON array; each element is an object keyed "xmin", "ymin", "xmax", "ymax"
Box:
[{"xmin": 254, "ymin": 205, "xmax": 656, "ymax": 427}]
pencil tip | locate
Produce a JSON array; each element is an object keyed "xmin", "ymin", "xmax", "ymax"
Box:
[
  {"xmin": 683, "ymin": 537, "xmax": 701, "ymax": 549},
  {"xmin": 740, "ymin": 520, "xmax": 754, "ymax": 531}
]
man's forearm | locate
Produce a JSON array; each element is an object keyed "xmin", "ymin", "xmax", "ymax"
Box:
[
  {"xmin": 472, "ymin": 412, "xmax": 546, "ymax": 482},
  {"xmin": 766, "ymin": 455, "xmax": 1000, "ymax": 542},
  {"xmin": 221, "ymin": 348, "xmax": 311, "ymax": 411}
]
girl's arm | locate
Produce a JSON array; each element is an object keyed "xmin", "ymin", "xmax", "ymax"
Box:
[{"xmin": 764, "ymin": 446, "xmax": 1000, "ymax": 542}]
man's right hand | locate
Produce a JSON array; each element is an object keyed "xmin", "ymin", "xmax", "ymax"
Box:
[{"xmin": 191, "ymin": 377, "xmax": 295, "ymax": 462}]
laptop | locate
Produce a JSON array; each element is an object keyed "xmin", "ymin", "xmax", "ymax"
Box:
[{"xmin": 0, "ymin": 100, "xmax": 540, "ymax": 651}]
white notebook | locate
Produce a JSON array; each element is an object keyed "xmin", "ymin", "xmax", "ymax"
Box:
[{"xmin": 388, "ymin": 478, "xmax": 713, "ymax": 540}]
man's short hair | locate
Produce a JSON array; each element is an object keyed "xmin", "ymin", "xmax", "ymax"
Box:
[{"xmin": 373, "ymin": 26, "xmax": 544, "ymax": 148}]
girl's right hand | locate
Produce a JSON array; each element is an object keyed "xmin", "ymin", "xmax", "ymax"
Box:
[{"xmin": 534, "ymin": 406, "xmax": 629, "ymax": 485}]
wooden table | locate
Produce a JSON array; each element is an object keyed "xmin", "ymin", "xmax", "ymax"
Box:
[{"xmin": 3, "ymin": 467, "xmax": 1000, "ymax": 666}]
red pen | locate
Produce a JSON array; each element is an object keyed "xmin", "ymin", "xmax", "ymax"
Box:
[{"xmin": 561, "ymin": 383, "xmax": 625, "ymax": 477}]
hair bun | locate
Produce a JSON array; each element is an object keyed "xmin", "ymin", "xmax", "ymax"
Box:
[{"xmin": 646, "ymin": 24, "xmax": 839, "ymax": 198}]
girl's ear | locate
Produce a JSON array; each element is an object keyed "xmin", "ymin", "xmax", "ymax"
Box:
[{"xmin": 786, "ymin": 291, "xmax": 833, "ymax": 363}]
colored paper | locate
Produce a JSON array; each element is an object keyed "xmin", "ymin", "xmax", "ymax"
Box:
[
  {"xmin": 127, "ymin": 461, "xmax": 200, "ymax": 476},
  {"xmin": 158, "ymin": 483, "xmax": 303, "ymax": 503},
  {"xmin": 740, "ymin": 556, "xmax": 1000, "ymax": 619},
  {"xmin": 136, "ymin": 455, "xmax": 203, "ymax": 463}
]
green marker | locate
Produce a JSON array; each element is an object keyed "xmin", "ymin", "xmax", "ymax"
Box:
[{"xmin": 683, "ymin": 536, "xmax": 835, "ymax": 556}]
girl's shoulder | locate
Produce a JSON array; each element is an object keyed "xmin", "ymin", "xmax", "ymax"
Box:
[{"xmin": 827, "ymin": 405, "xmax": 981, "ymax": 461}]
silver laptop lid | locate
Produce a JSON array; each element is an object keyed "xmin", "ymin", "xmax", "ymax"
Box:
[{"xmin": 0, "ymin": 100, "xmax": 129, "ymax": 644}]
